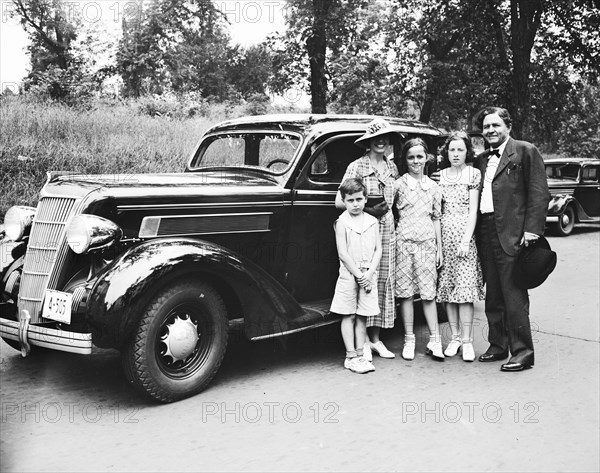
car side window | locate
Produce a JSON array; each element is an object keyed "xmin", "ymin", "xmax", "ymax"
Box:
[
  {"xmin": 310, "ymin": 148, "xmax": 329, "ymax": 175},
  {"xmin": 308, "ymin": 135, "xmax": 365, "ymax": 183},
  {"xmin": 581, "ymin": 166, "xmax": 599, "ymax": 183},
  {"xmin": 545, "ymin": 164, "xmax": 580, "ymax": 181}
]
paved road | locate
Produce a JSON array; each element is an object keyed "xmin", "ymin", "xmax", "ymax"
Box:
[{"xmin": 1, "ymin": 225, "xmax": 598, "ymax": 472}]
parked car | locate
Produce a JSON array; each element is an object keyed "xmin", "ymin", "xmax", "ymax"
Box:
[
  {"xmin": 545, "ymin": 158, "xmax": 600, "ymax": 236},
  {"xmin": 0, "ymin": 114, "xmax": 445, "ymax": 402}
]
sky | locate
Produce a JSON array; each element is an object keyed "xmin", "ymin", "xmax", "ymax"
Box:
[{"xmin": 0, "ymin": 0, "xmax": 288, "ymax": 93}]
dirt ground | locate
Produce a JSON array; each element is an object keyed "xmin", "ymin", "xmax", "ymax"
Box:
[{"xmin": 1, "ymin": 225, "xmax": 598, "ymax": 472}]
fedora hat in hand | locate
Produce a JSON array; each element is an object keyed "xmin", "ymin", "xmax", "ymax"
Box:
[
  {"xmin": 355, "ymin": 118, "xmax": 402, "ymax": 148},
  {"xmin": 513, "ymin": 235, "xmax": 557, "ymax": 289}
]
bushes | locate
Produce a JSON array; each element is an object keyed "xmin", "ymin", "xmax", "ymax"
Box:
[
  {"xmin": 0, "ymin": 94, "xmax": 307, "ymax": 217},
  {"xmin": 0, "ymin": 96, "xmax": 207, "ymax": 216}
]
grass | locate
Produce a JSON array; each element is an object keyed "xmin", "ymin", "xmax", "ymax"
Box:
[{"xmin": 0, "ymin": 96, "xmax": 303, "ymax": 219}]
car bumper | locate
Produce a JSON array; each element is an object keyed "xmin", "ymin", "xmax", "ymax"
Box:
[{"xmin": 0, "ymin": 309, "xmax": 92, "ymax": 355}]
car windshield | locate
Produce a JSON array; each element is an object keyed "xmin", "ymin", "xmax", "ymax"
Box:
[
  {"xmin": 190, "ymin": 131, "xmax": 301, "ymax": 174},
  {"xmin": 545, "ymin": 163, "xmax": 580, "ymax": 181}
]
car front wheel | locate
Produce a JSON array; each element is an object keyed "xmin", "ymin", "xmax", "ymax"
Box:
[
  {"xmin": 122, "ymin": 280, "xmax": 228, "ymax": 403},
  {"xmin": 554, "ymin": 205, "xmax": 575, "ymax": 236}
]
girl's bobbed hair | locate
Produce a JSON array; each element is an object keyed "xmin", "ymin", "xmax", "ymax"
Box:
[
  {"xmin": 400, "ymin": 138, "xmax": 429, "ymax": 162},
  {"xmin": 439, "ymin": 131, "xmax": 475, "ymax": 168}
]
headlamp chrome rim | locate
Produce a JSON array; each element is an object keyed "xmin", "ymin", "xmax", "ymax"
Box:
[
  {"xmin": 4, "ymin": 206, "xmax": 36, "ymax": 242},
  {"xmin": 66, "ymin": 215, "xmax": 122, "ymax": 255}
]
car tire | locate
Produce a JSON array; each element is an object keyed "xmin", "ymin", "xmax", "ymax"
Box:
[
  {"xmin": 554, "ymin": 205, "xmax": 575, "ymax": 236},
  {"xmin": 121, "ymin": 280, "xmax": 229, "ymax": 403}
]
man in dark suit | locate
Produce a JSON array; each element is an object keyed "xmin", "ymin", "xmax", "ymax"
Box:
[{"xmin": 476, "ymin": 107, "xmax": 549, "ymax": 371}]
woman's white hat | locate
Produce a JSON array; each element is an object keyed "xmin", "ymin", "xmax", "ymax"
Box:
[{"xmin": 355, "ymin": 118, "xmax": 402, "ymax": 148}]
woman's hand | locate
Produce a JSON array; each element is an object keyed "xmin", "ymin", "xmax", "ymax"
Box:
[
  {"xmin": 457, "ymin": 240, "xmax": 470, "ymax": 257},
  {"xmin": 365, "ymin": 200, "xmax": 389, "ymax": 218},
  {"xmin": 436, "ymin": 247, "xmax": 443, "ymax": 269}
]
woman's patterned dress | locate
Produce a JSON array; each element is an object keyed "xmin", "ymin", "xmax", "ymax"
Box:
[{"xmin": 341, "ymin": 155, "xmax": 399, "ymax": 328}]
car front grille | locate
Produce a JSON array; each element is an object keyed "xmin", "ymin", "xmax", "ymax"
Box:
[{"xmin": 18, "ymin": 197, "xmax": 78, "ymax": 323}]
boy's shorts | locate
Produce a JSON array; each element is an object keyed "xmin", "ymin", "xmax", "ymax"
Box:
[{"xmin": 330, "ymin": 266, "xmax": 380, "ymax": 316}]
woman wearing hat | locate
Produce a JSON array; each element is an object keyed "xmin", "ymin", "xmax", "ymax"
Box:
[{"xmin": 335, "ymin": 118, "xmax": 400, "ymax": 361}]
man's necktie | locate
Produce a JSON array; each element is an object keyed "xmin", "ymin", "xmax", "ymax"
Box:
[{"xmin": 489, "ymin": 149, "xmax": 500, "ymax": 158}]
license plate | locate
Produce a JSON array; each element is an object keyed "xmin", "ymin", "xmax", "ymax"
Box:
[{"xmin": 42, "ymin": 289, "xmax": 73, "ymax": 324}]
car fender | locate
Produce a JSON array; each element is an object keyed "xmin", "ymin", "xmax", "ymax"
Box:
[
  {"xmin": 86, "ymin": 238, "xmax": 305, "ymax": 348},
  {"xmin": 1, "ymin": 240, "xmax": 25, "ymax": 293},
  {"xmin": 548, "ymin": 194, "xmax": 575, "ymax": 216}
]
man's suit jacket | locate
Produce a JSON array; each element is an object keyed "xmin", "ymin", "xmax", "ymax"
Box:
[{"xmin": 476, "ymin": 137, "xmax": 550, "ymax": 256}]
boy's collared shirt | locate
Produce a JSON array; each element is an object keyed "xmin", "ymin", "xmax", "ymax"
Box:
[
  {"xmin": 336, "ymin": 210, "xmax": 379, "ymax": 268},
  {"xmin": 338, "ymin": 209, "xmax": 378, "ymax": 234}
]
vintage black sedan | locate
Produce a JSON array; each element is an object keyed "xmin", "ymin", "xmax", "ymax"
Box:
[
  {"xmin": 0, "ymin": 114, "xmax": 444, "ymax": 402},
  {"xmin": 545, "ymin": 158, "xmax": 600, "ymax": 236}
]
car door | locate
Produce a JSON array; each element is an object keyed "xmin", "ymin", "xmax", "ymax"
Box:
[
  {"xmin": 284, "ymin": 133, "xmax": 365, "ymax": 302},
  {"xmin": 576, "ymin": 164, "xmax": 600, "ymax": 217}
]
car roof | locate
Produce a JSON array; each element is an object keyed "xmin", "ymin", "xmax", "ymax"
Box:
[
  {"xmin": 545, "ymin": 158, "xmax": 600, "ymax": 165},
  {"xmin": 204, "ymin": 114, "xmax": 443, "ymax": 137}
]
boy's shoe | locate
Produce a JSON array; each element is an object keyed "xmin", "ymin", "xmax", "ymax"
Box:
[
  {"xmin": 402, "ymin": 334, "xmax": 416, "ymax": 360},
  {"xmin": 369, "ymin": 340, "xmax": 396, "ymax": 359},
  {"xmin": 444, "ymin": 336, "xmax": 462, "ymax": 357},
  {"xmin": 344, "ymin": 357, "xmax": 375, "ymax": 373},
  {"xmin": 363, "ymin": 343, "xmax": 373, "ymax": 362},
  {"xmin": 426, "ymin": 339, "xmax": 445, "ymax": 360},
  {"xmin": 356, "ymin": 357, "xmax": 375, "ymax": 373}
]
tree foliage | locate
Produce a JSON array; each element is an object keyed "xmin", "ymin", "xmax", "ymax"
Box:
[
  {"xmin": 269, "ymin": 0, "xmax": 370, "ymax": 112},
  {"xmin": 12, "ymin": 0, "xmax": 77, "ymax": 71},
  {"xmin": 10, "ymin": 0, "xmax": 600, "ymax": 156}
]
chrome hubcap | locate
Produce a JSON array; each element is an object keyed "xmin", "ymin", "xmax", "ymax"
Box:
[
  {"xmin": 561, "ymin": 213, "xmax": 571, "ymax": 226},
  {"xmin": 161, "ymin": 314, "xmax": 199, "ymax": 362}
]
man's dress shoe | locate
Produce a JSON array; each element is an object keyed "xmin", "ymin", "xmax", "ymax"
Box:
[
  {"xmin": 501, "ymin": 360, "xmax": 534, "ymax": 372},
  {"xmin": 478, "ymin": 352, "xmax": 509, "ymax": 362}
]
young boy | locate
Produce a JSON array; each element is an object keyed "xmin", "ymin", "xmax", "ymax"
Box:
[{"xmin": 330, "ymin": 178, "xmax": 382, "ymax": 373}]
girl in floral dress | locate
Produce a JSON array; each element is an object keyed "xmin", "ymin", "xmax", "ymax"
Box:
[
  {"xmin": 394, "ymin": 138, "xmax": 444, "ymax": 360},
  {"xmin": 436, "ymin": 131, "xmax": 485, "ymax": 362},
  {"xmin": 336, "ymin": 118, "xmax": 400, "ymax": 360}
]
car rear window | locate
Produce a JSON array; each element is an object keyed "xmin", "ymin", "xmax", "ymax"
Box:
[{"xmin": 545, "ymin": 163, "xmax": 580, "ymax": 180}]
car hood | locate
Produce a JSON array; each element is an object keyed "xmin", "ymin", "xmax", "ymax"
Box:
[{"xmin": 42, "ymin": 170, "xmax": 283, "ymax": 201}]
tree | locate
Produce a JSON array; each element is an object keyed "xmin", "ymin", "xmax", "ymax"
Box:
[
  {"xmin": 506, "ymin": 0, "xmax": 544, "ymax": 138},
  {"xmin": 116, "ymin": 0, "xmax": 232, "ymax": 98},
  {"xmin": 271, "ymin": 0, "xmax": 370, "ymax": 113},
  {"xmin": 227, "ymin": 45, "xmax": 273, "ymax": 99},
  {"xmin": 11, "ymin": 0, "xmax": 106, "ymax": 101},
  {"xmin": 12, "ymin": 0, "xmax": 77, "ymax": 72}
]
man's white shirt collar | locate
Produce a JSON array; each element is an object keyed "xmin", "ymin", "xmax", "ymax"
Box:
[{"xmin": 490, "ymin": 139, "xmax": 508, "ymax": 159}]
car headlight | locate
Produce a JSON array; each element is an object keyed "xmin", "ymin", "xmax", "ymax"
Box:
[
  {"xmin": 66, "ymin": 215, "xmax": 122, "ymax": 254},
  {"xmin": 4, "ymin": 206, "xmax": 36, "ymax": 241}
]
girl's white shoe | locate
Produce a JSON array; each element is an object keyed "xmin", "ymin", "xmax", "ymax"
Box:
[
  {"xmin": 444, "ymin": 336, "xmax": 462, "ymax": 357},
  {"xmin": 426, "ymin": 337, "xmax": 445, "ymax": 360},
  {"xmin": 462, "ymin": 339, "xmax": 475, "ymax": 362},
  {"xmin": 402, "ymin": 334, "xmax": 416, "ymax": 360}
]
